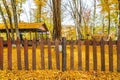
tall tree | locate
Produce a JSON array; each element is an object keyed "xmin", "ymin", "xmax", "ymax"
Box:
[
  {"xmin": 0, "ymin": 4, "xmax": 10, "ymax": 38},
  {"xmin": 11, "ymin": 0, "xmax": 20, "ymax": 39},
  {"xmin": 93, "ymin": 0, "xmax": 96, "ymax": 34},
  {"xmin": 118, "ymin": 0, "xmax": 120, "ymax": 38},
  {"xmin": 64, "ymin": 0, "xmax": 82, "ymax": 39},
  {"xmin": 52, "ymin": 0, "xmax": 61, "ymax": 39},
  {"xmin": 2, "ymin": 0, "xmax": 14, "ymax": 40}
]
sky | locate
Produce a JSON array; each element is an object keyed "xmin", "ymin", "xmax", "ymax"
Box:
[{"xmin": 20, "ymin": 0, "xmax": 37, "ymax": 22}]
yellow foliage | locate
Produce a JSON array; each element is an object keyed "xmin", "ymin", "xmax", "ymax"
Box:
[{"xmin": 34, "ymin": 0, "xmax": 46, "ymax": 6}]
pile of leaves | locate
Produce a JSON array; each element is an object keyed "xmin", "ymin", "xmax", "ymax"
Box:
[{"xmin": 0, "ymin": 70, "xmax": 120, "ymax": 80}]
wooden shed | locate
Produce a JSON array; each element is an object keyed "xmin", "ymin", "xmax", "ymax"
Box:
[{"xmin": 0, "ymin": 22, "xmax": 49, "ymax": 40}]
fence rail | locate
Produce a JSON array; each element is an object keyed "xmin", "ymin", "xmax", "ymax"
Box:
[{"xmin": 0, "ymin": 37, "xmax": 120, "ymax": 72}]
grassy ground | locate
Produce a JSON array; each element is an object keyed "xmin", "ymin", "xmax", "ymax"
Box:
[{"xmin": 0, "ymin": 45, "xmax": 120, "ymax": 79}]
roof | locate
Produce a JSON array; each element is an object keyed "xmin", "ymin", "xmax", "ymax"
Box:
[{"xmin": 0, "ymin": 22, "xmax": 48, "ymax": 32}]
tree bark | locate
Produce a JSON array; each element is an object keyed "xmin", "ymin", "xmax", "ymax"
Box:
[
  {"xmin": 52, "ymin": 0, "xmax": 61, "ymax": 40},
  {"xmin": 11, "ymin": 0, "xmax": 20, "ymax": 39}
]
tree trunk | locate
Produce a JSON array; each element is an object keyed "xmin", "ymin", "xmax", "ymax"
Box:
[
  {"xmin": 2, "ymin": 0, "xmax": 14, "ymax": 40},
  {"xmin": 118, "ymin": 0, "xmax": 120, "ymax": 39},
  {"xmin": 52, "ymin": 0, "xmax": 61, "ymax": 40},
  {"xmin": 93, "ymin": 0, "xmax": 96, "ymax": 34},
  {"xmin": 102, "ymin": 15, "xmax": 105, "ymax": 33},
  {"xmin": 72, "ymin": 0, "xmax": 82, "ymax": 39},
  {"xmin": 0, "ymin": 4, "xmax": 10, "ymax": 38},
  {"xmin": 11, "ymin": 0, "xmax": 20, "ymax": 39},
  {"xmin": 108, "ymin": 10, "xmax": 111, "ymax": 36}
]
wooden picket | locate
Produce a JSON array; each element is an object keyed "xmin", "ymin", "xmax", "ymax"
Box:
[
  {"xmin": 85, "ymin": 39, "xmax": 89, "ymax": 71},
  {"xmin": 70, "ymin": 39, "xmax": 74, "ymax": 70},
  {"xmin": 109, "ymin": 38, "xmax": 113, "ymax": 72},
  {"xmin": 16, "ymin": 37, "xmax": 22, "ymax": 70},
  {"xmin": 78, "ymin": 39, "xmax": 82, "ymax": 70},
  {"xmin": 93, "ymin": 38, "xmax": 97, "ymax": 71},
  {"xmin": 100, "ymin": 38, "xmax": 105, "ymax": 71},
  {"xmin": 62, "ymin": 37, "xmax": 66, "ymax": 71},
  {"xmin": 55, "ymin": 39, "xmax": 60, "ymax": 70},
  {"xmin": 47, "ymin": 38, "xmax": 52, "ymax": 69},
  {"xmin": 0, "ymin": 37, "xmax": 3, "ymax": 70},
  {"xmin": 32, "ymin": 38, "xmax": 36, "ymax": 70},
  {"xmin": 117, "ymin": 38, "xmax": 120, "ymax": 72},
  {"xmin": 24, "ymin": 39, "xmax": 29, "ymax": 70},
  {"xmin": 7, "ymin": 38, "xmax": 12, "ymax": 70},
  {"xmin": 40, "ymin": 39, "xmax": 45, "ymax": 70}
]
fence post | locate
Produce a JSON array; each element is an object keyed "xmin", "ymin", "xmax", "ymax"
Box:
[
  {"xmin": 70, "ymin": 39, "xmax": 74, "ymax": 70},
  {"xmin": 85, "ymin": 39, "xmax": 89, "ymax": 71},
  {"xmin": 109, "ymin": 38, "xmax": 113, "ymax": 72},
  {"xmin": 78, "ymin": 39, "xmax": 82, "ymax": 70},
  {"xmin": 0, "ymin": 37, "xmax": 3, "ymax": 70},
  {"xmin": 62, "ymin": 37, "xmax": 66, "ymax": 71},
  {"xmin": 16, "ymin": 37, "xmax": 22, "ymax": 70},
  {"xmin": 40, "ymin": 39, "xmax": 45, "ymax": 70},
  {"xmin": 117, "ymin": 38, "xmax": 120, "ymax": 72},
  {"xmin": 55, "ymin": 39, "xmax": 60, "ymax": 70},
  {"xmin": 24, "ymin": 39, "xmax": 29, "ymax": 70},
  {"xmin": 8, "ymin": 38, "xmax": 12, "ymax": 70},
  {"xmin": 32, "ymin": 38, "xmax": 36, "ymax": 70},
  {"xmin": 100, "ymin": 38, "xmax": 105, "ymax": 71},
  {"xmin": 47, "ymin": 38, "xmax": 52, "ymax": 69},
  {"xmin": 93, "ymin": 38, "xmax": 97, "ymax": 71}
]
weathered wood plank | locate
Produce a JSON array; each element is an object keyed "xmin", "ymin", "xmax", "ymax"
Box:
[
  {"xmin": 70, "ymin": 39, "xmax": 74, "ymax": 70},
  {"xmin": 109, "ymin": 38, "xmax": 113, "ymax": 72},
  {"xmin": 24, "ymin": 39, "xmax": 29, "ymax": 70},
  {"xmin": 8, "ymin": 38, "xmax": 12, "ymax": 70},
  {"xmin": 40, "ymin": 39, "xmax": 45, "ymax": 70},
  {"xmin": 16, "ymin": 37, "xmax": 22, "ymax": 70},
  {"xmin": 32, "ymin": 38, "xmax": 36, "ymax": 70},
  {"xmin": 62, "ymin": 37, "xmax": 66, "ymax": 71},
  {"xmin": 55, "ymin": 39, "xmax": 60, "ymax": 70},
  {"xmin": 93, "ymin": 38, "xmax": 97, "ymax": 71},
  {"xmin": 47, "ymin": 38, "xmax": 52, "ymax": 69},
  {"xmin": 117, "ymin": 38, "xmax": 120, "ymax": 72},
  {"xmin": 100, "ymin": 38, "xmax": 105, "ymax": 71},
  {"xmin": 0, "ymin": 37, "xmax": 3, "ymax": 70},
  {"xmin": 85, "ymin": 39, "xmax": 89, "ymax": 71},
  {"xmin": 78, "ymin": 39, "xmax": 82, "ymax": 70}
]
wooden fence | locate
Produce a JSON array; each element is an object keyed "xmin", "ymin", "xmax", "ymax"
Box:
[{"xmin": 0, "ymin": 37, "xmax": 120, "ymax": 72}]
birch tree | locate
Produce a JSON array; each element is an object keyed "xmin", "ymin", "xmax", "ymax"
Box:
[
  {"xmin": 2, "ymin": 0, "xmax": 14, "ymax": 40},
  {"xmin": 0, "ymin": 4, "xmax": 10, "ymax": 38},
  {"xmin": 11, "ymin": 0, "xmax": 20, "ymax": 39}
]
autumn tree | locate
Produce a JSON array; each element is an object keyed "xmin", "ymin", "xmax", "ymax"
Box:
[
  {"xmin": 52, "ymin": 0, "xmax": 61, "ymax": 39},
  {"xmin": 2, "ymin": 0, "xmax": 14, "ymax": 40},
  {"xmin": 93, "ymin": 0, "xmax": 96, "ymax": 34},
  {"xmin": 11, "ymin": 0, "xmax": 20, "ymax": 39},
  {"xmin": 0, "ymin": 4, "xmax": 10, "ymax": 38},
  {"xmin": 33, "ymin": 0, "xmax": 47, "ymax": 22},
  {"xmin": 99, "ymin": 0, "xmax": 118, "ymax": 39},
  {"xmin": 118, "ymin": 0, "xmax": 120, "ymax": 38}
]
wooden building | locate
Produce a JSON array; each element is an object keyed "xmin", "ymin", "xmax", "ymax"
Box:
[{"xmin": 0, "ymin": 22, "xmax": 49, "ymax": 40}]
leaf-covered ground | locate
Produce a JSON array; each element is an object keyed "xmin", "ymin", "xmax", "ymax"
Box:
[{"xmin": 0, "ymin": 70, "xmax": 120, "ymax": 80}]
